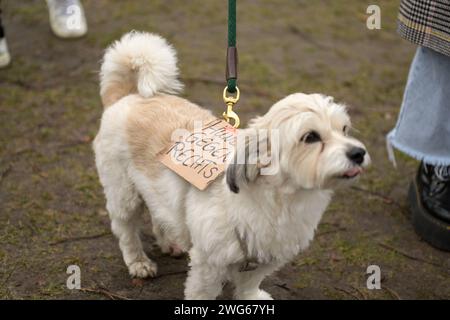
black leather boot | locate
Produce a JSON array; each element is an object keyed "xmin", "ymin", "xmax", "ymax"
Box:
[{"xmin": 408, "ymin": 162, "xmax": 450, "ymax": 251}]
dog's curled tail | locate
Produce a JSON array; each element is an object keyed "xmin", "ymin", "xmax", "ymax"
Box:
[{"xmin": 99, "ymin": 31, "xmax": 183, "ymax": 108}]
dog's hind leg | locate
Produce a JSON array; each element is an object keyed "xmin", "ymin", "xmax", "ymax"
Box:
[
  {"xmin": 103, "ymin": 171, "xmax": 157, "ymax": 278},
  {"xmin": 151, "ymin": 222, "xmax": 171, "ymax": 254},
  {"xmin": 134, "ymin": 169, "xmax": 191, "ymax": 257},
  {"xmin": 111, "ymin": 214, "xmax": 157, "ymax": 278},
  {"xmin": 148, "ymin": 204, "xmax": 188, "ymax": 257}
]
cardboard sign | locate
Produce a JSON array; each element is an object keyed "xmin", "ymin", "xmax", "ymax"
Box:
[{"xmin": 158, "ymin": 119, "xmax": 237, "ymax": 190}]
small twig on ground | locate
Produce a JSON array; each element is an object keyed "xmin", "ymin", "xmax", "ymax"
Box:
[
  {"xmin": 80, "ymin": 287, "xmax": 131, "ymax": 300},
  {"xmin": 11, "ymin": 147, "xmax": 35, "ymax": 157},
  {"xmin": 274, "ymin": 283, "xmax": 291, "ymax": 291},
  {"xmin": 53, "ymin": 137, "xmax": 92, "ymax": 150},
  {"xmin": 1, "ymin": 266, "xmax": 16, "ymax": 287},
  {"xmin": 24, "ymin": 220, "xmax": 40, "ymax": 236},
  {"xmin": 152, "ymin": 270, "xmax": 188, "ymax": 279},
  {"xmin": 350, "ymin": 186, "xmax": 409, "ymax": 217},
  {"xmin": 288, "ymin": 24, "xmax": 328, "ymax": 50},
  {"xmin": 316, "ymin": 227, "xmax": 347, "ymax": 237},
  {"xmin": 378, "ymin": 242, "xmax": 450, "ymax": 273},
  {"xmin": 350, "ymin": 186, "xmax": 394, "ymax": 204},
  {"xmin": 0, "ymin": 165, "xmax": 12, "ymax": 184},
  {"xmin": 351, "ymin": 286, "xmax": 367, "ymax": 300},
  {"xmin": 350, "ymin": 186, "xmax": 409, "ymax": 216},
  {"xmin": 334, "ymin": 286, "xmax": 361, "ymax": 300},
  {"xmin": 383, "ymin": 286, "xmax": 401, "ymax": 300},
  {"xmin": 49, "ymin": 231, "xmax": 111, "ymax": 246},
  {"xmin": 0, "ymin": 79, "xmax": 33, "ymax": 89}
]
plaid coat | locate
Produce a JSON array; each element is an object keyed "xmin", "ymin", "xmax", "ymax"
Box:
[{"xmin": 398, "ymin": 0, "xmax": 450, "ymax": 56}]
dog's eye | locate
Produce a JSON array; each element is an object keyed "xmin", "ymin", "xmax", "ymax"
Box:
[
  {"xmin": 343, "ymin": 125, "xmax": 349, "ymax": 135},
  {"xmin": 302, "ymin": 131, "xmax": 321, "ymax": 144}
]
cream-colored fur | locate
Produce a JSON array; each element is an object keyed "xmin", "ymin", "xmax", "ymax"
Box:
[{"xmin": 94, "ymin": 31, "xmax": 370, "ymax": 300}]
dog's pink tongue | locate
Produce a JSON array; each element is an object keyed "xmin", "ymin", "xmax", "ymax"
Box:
[{"xmin": 343, "ymin": 167, "xmax": 362, "ymax": 177}]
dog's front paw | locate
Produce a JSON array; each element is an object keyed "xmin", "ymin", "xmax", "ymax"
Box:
[
  {"xmin": 128, "ymin": 259, "xmax": 157, "ymax": 278},
  {"xmin": 237, "ymin": 289, "xmax": 273, "ymax": 300}
]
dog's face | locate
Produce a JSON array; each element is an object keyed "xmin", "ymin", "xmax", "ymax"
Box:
[{"xmin": 226, "ymin": 93, "xmax": 370, "ymax": 192}]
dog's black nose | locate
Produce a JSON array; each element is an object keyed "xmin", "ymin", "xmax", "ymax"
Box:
[{"xmin": 346, "ymin": 147, "xmax": 366, "ymax": 165}]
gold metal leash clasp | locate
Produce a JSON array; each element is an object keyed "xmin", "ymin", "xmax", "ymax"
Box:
[{"xmin": 222, "ymin": 86, "xmax": 240, "ymax": 128}]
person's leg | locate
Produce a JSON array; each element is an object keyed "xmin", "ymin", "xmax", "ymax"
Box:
[
  {"xmin": 46, "ymin": 0, "xmax": 87, "ymax": 38},
  {"xmin": 0, "ymin": 3, "xmax": 11, "ymax": 68},
  {"xmin": 387, "ymin": 47, "xmax": 450, "ymax": 251}
]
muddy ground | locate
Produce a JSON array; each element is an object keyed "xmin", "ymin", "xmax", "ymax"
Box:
[{"xmin": 0, "ymin": 0, "xmax": 449, "ymax": 300}]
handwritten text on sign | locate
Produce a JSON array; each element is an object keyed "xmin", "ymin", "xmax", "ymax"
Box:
[{"xmin": 158, "ymin": 119, "xmax": 237, "ymax": 190}]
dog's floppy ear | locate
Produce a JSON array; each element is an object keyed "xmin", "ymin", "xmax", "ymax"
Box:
[{"xmin": 226, "ymin": 131, "xmax": 271, "ymax": 193}]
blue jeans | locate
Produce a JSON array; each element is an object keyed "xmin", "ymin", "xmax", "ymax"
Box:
[{"xmin": 387, "ymin": 47, "xmax": 450, "ymax": 166}]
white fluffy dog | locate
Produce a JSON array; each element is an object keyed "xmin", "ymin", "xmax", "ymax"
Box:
[{"xmin": 94, "ymin": 31, "xmax": 370, "ymax": 300}]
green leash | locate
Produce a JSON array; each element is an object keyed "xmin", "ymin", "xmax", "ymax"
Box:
[
  {"xmin": 226, "ymin": 0, "xmax": 237, "ymax": 93},
  {"xmin": 223, "ymin": 0, "xmax": 240, "ymax": 128}
]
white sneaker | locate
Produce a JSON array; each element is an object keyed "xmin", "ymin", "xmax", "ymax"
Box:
[
  {"xmin": 0, "ymin": 37, "xmax": 11, "ymax": 68},
  {"xmin": 46, "ymin": 0, "xmax": 88, "ymax": 38}
]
